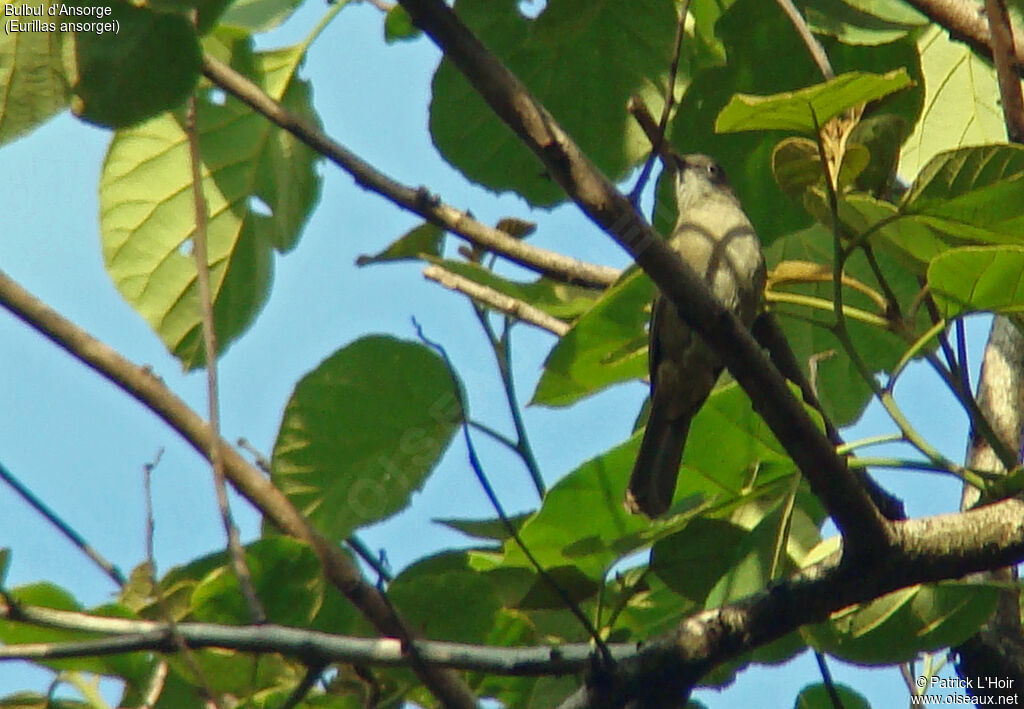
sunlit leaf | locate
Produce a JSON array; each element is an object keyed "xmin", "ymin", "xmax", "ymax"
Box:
[
  {"xmin": 928, "ymin": 246, "xmax": 1024, "ymax": 317},
  {"xmin": 900, "ymin": 25, "xmax": 1004, "ymax": 181},
  {"xmin": 100, "ymin": 41, "xmax": 322, "ymax": 368},
  {"xmin": 717, "ymin": 70, "xmax": 912, "ymax": 134},
  {"xmin": 0, "ymin": 0, "xmax": 71, "ymax": 145}
]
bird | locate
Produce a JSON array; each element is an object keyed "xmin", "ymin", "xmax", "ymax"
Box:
[{"xmin": 625, "ymin": 154, "xmax": 766, "ymax": 518}]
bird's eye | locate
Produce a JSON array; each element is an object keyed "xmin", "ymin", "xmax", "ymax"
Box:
[{"xmin": 706, "ymin": 163, "xmax": 725, "ymax": 182}]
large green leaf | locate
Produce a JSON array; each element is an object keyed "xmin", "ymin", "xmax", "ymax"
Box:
[
  {"xmin": 900, "ymin": 144, "xmax": 1024, "ymax": 243},
  {"xmin": 928, "ymin": 246, "xmax": 1024, "ymax": 318},
  {"xmin": 717, "ymin": 70, "xmax": 912, "ymax": 134},
  {"xmin": 430, "ymin": 0, "xmax": 678, "ymax": 206},
  {"xmin": 805, "ymin": 582, "xmax": 998, "ymax": 664},
  {"xmin": 389, "ymin": 552, "xmax": 502, "ymax": 643},
  {"xmin": 70, "ymin": 0, "xmax": 200, "ymax": 128},
  {"xmin": 531, "ymin": 269, "xmax": 652, "ymax": 407},
  {"xmin": 0, "ymin": 0, "xmax": 71, "ymax": 145},
  {"xmin": 900, "ymin": 25, "xmax": 1004, "ymax": 181},
  {"xmin": 100, "ymin": 41, "xmax": 321, "ymax": 368},
  {"xmin": 272, "ymin": 336, "xmax": 462, "ymax": 542}
]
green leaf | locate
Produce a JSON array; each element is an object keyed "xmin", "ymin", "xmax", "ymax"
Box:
[
  {"xmin": 100, "ymin": 42, "xmax": 322, "ymax": 368},
  {"xmin": 805, "ymin": 582, "xmax": 998, "ymax": 664},
  {"xmin": 272, "ymin": 336, "xmax": 462, "ymax": 541},
  {"xmin": 717, "ymin": 70, "xmax": 912, "ymax": 134},
  {"xmin": 435, "ymin": 512, "xmax": 531, "ymax": 541},
  {"xmin": 0, "ymin": 0, "xmax": 71, "ymax": 146},
  {"xmin": 389, "ymin": 553, "xmax": 501, "ymax": 643},
  {"xmin": 189, "ymin": 537, "xmax": 321, "ymax": 626},
  {"xmin": 803, "ymin": 0, "xmax": 927, "ymax": 46},
  {"xmin": 384, "ymin": 3, "xmax": 420, "ymax": 42},
  {"xmin": 531, "ymin": 269, "xmax": 652, "ymax": 407},
  {"xmin": 356, "ymin": 222, "xmax": 444, "ymax": 265},
  {"xmin": 217, "ymin": 0, "xmax": 308, "ymax": 32},
  {"xmin": 70, "ymin": 0, "xmax": 201, "ymax": 128},
  {"xmin": 900, "ymin": 25, "xmax": 1004, "ymax": 181},
  {"xmin": 795, "ymin": 683, "xmax": 872, "ymax": 709},
  {"xmin": 430, "ymin": 0, "xmax": 677, "ymax": 206},
  {"xmin": 650, "ymin": 519, "xmax": 748, "ymax": 602},
  {"xmin": 928, "ymin": 246, "xmax": 1024, "ymax": 318},
  {"xmin": 901, "ymin": 144, "xmax": 1024, "ymax": 244},
  {"xmin": 848, "ymin": 113, "xmax": 908, "ymax": 195},
  {"xmin": 516, "ymin": 565, "xmax": 601, "ymax": 609}
]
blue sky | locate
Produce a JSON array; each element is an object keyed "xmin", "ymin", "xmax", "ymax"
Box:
[{"xmin": 0, "ymin": 1, "xmax": 982, "ymax": 704}]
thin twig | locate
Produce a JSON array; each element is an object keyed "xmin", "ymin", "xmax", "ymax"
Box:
[
  {"xmin": 413, "ymin": 320, "xmax": 613, "ymax": 668},
  {"xmin": 955, "ymin": 318, "xmax": 971, "ymax": 396},
  {"xmin": 186, "ymin": 78, "xmax": 266, "ymax": 626},
  {"xmin": 628, "ymin": 0, "xmax": 691, "ymax": 204},
  {"xmin": 473, "ymin": 309, "xmax": 545, "ymax": 498},
  {"xmin": 201, "ymin": 54, "xmax": 618, "ymax": 289},
  {"xmin": 277, "ymin": 663, "xmax": 326, "ymax": 709},
  {"xmin": 814, "ymin": 651, "xmax": 845, "ymax": 709},
  {"xmin": 143, "ymin": 448, "xmax": 224, "ymax": 709},
  {"xmin": 424, "ymin": 264, "xmax": 570, "ymax": 336},
  {"xmin": 0, "ymin": 460, "xmax": 125, "ymax": 587},
  {"xmin": 774, "ymin": 0, "xmax": 835, "ymax": 79},
  {"xmin": 138, "ymin": 659, "xmax": 169, "ymax": 709}
]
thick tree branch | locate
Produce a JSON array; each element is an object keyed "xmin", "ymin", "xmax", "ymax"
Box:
[
  {"xmin": 954, "ymin": 320, "xmax": 1024, "ymax": 694},
  {"xmin": 2, "ymin": 496, "xmax": 1023, "ymax": 703},
  {"xmin": 904, "ymin": 0, "xmax": 1024, "ymax": 71},
  {"xmin": 951, "ymin": 0, "xmax": 1024, "ymax": 693},
  {"xmin": 0, "ymin": 269, "xmax": 477, "ymax": 709},
  {"xmin": 559, "ymin": 497, "xmax": 1024, "ymax": 708},
  {"xmin": 423, "ymin": 264, "xmax": 570, "ymax": 336},
  {"xmin": 395, "ymin": 0, "xmax": 890, "ymax": 553},
  {"xmin": 201, "ymin": 54, "xmax": 618, "ymax": 289}
]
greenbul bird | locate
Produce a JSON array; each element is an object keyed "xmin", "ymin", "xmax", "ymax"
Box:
[{"xmin": 625, "ymin": 154, "xmax": 766, "ymax": 518}]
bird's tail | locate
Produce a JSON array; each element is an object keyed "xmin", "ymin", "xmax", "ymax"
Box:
[{"xmin": 624, "ymin": 403, "xmax": 689, "ymax": 518}]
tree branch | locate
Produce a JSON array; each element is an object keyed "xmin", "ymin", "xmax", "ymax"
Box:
[
  {"xmin": 395, "ymin": 0, "xmax": 890, "ymax": 553},
  {"xmin": 559, "ymin": 497, "xmax": 1024, "ymax": 708},
  {"xmin": 2, "ymin": 496, "xmax": 1022, "ymax": 703},
  {"xmin": 903, "ymin": 0, "xmax": 1024, "ymax": 71},
  {"xmin": 201, "ymin": 54, "xmax": 618, "ymax": 289},
  {"xmin": 0, "ymin": 268, "xmax": 477, "ymax": 709},
  {"xmin": 423, "ymin": 264, "xmax": 570, "ymax": 336}
]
